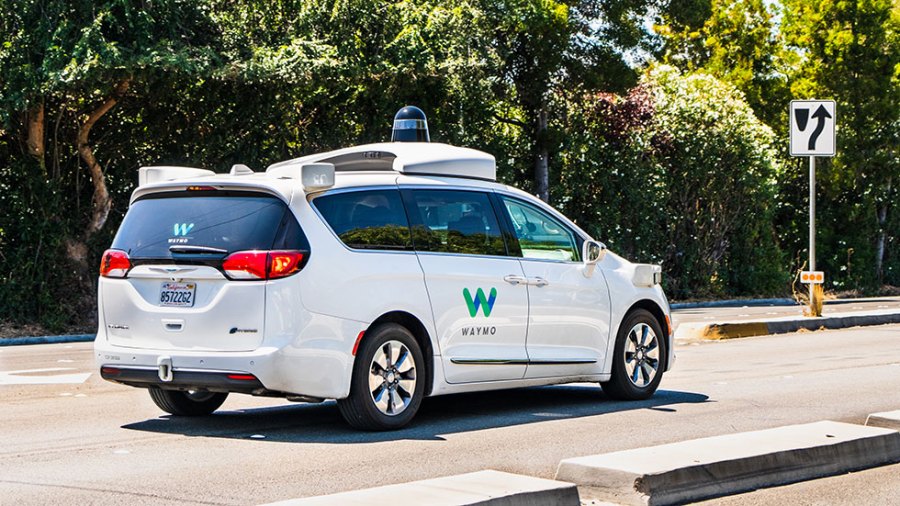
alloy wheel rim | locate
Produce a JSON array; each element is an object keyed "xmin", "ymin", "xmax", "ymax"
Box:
[
  {"xmin": 368, "ymin": 340, "xmax": 417, "ymax": 416},
  {"xmin": 624, "ymin": 323, "xmax": 660, "ymax": 388}
]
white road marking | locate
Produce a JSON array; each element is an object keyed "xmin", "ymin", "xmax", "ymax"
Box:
[
  {"xmin": 57, "ymin": 359, "xmax": 75, "ymax": 363},
  {"xmin": 250, "ymin": 434, "xmax": 266, "ymax": 439},
  {"xmin": 113, "ymin": 449, "xmax": 131, "ymax": 454},
  {"xmin": 0, "ymin": 367, "xmax": 91, "ymax": 385}
]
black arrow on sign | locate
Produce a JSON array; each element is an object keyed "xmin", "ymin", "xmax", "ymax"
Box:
[{"xmin": 808, "ymin": 105, "xmax": 832, "ymax": 150}]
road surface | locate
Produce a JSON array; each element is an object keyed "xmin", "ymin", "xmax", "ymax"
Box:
[{"xmin": 1, "ymin": 325, "xmax": 899, "ymax": 505}]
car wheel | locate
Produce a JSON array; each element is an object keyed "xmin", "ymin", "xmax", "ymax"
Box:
[
  {"xmin": 337, "ymin": 323, "xmax": 425, "ymax": 430},
  {"xmin": 601, "ymin": 309, "xmax": 666, "ymax": 400},
  {"xmin": 149, "ymin": 387, "xmax": 228, "ymax": 416}
]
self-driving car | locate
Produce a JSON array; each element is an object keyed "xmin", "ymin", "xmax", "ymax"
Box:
[{"xmin": 96, "ymin": 107, "xmax": 674, "ymax": 430}]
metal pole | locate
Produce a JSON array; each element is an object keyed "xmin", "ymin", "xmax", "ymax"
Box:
[{"xmin": 809, "ymin": 156, "xmax": 816, "ymax": 311}]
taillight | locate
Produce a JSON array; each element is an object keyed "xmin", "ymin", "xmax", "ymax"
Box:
[
  {"xmin": 268, "ymin": 250, "xmax": 304, "ymax": 279},
  {"xmin": 222, "ymin": 250, "xmax": 304, "ymax": 280},
  {"xmin": 100, "ymin": 249, "xmax": 130, "ymax": 278}
]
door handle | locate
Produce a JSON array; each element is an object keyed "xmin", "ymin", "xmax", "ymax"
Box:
[
  {"xmin": 530, "ymin": 277, "xmax": 549, "ymax": 287},
  {"xmin": 504, "ymin": 275, "xmax": 527, "ymax": 285}
]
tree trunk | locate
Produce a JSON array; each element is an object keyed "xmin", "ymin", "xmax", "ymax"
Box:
[
  {"xmin": 77, "ymin": 80, "xmax": 130, "ymax": 238},
  {"xmin": 534, "ymin": 107, "xmax": 549, "ymax": 202},
  {"xmin": 26, "ymin": 101, "xmax": 45, "ymax": 171},
  {"xmin": 875, "ymin": 176, "xmax": 892, "ymax": 285}
]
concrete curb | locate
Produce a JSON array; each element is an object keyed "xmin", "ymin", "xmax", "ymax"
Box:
[
  {"xmin": 675, "ymin": 310, "xmax": 900, "ymax": 341},
  {"xmin": 555, "ymin": 420, "xmax": 900, "ymax": 506},
  {"xmin": 0, "ymin": 334, "xmax": 95, "ymax": 347},
  {"xmin": 260, "ymin": 470, "xmax": 580, "ymax": 506},
  {"xmin": 866, "ymin": 410, "xmax": 900, "ymax": 431}
]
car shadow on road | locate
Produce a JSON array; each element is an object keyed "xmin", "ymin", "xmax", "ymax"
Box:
[{"xmin": 122, "ymin": 385, "xmax": 709, "ymax": 444}]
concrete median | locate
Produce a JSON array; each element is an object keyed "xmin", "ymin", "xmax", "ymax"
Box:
[
  {"xmin": 866, "ymin": 410, "xmax": 900, "ymax": 431},
  {"xmin": 261, "ymin": 470, "xmax": 580, "ymax": 506},
  {"xmin": 555, "ymin": 420, "xmax": 900, "ymax": 505},
  {"xmin": 675, "ymin": 309, "xmax": 900, "ymax": 341}
]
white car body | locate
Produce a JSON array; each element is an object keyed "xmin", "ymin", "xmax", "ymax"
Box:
[{"xmin": 95, "ymin": 141, "xmax": 674, "ymax": 423}]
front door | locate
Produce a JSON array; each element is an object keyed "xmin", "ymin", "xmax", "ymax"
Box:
[{"xmin": 498, "ymin": 195, "xmax": 612, "ymax": 379}]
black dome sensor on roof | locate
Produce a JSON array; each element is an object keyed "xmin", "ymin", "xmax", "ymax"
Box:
[{"xmin": 391, "ymin": 106, "xmax": 430, "ymax": 143}]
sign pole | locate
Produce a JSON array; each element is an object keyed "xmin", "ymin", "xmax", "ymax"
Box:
[{"xmin": 809, "ymin": 156, "xmax": 815, "ymax": 301}]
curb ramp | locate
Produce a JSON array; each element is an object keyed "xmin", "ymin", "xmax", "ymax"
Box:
[
  {"xmin": 866, "ymin": 410, "xmax": 900, "ymax": 431},
  {"xmin": 675, "ymin": 309, "xmax": 900, "ymax": 342},
  {"xmin": 260, "ymin": 470, "xmax": 580, "ymax": 506},
  {"xmin": 555, "ymin": 420, "xmax": 900, "ymax": 506}
]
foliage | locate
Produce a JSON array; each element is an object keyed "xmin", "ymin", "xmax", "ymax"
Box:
[
  {"xmin": 780, "ymin": 0, "xmax": 900, "ymax": 289},
  {"xmin": 557, "ymin": 66, "xmax": 786, "ymax": 298},
  {"xmin": 0, "ymin": 0, "xmax": 897, "ymax": 330},
  {"xmin": 655, "ymin": 0, "xmax": 790, "ymax": 128}
]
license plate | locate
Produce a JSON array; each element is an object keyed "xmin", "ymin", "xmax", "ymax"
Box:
[{"xmin": 159, "ymin": 282, "xmax": 196, "ymax": 307}]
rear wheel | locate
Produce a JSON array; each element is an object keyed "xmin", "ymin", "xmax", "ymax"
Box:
[
  {"xmin": 601, "ymin": 309, "xmax": 666, "ymax": 400},
  {"xmin": 149, "ymin": 387, "xmax": 228, "ymax": 416},
  {"xmin": 337, "ymin": 323, "xmax": 425, "ymax": 430}
]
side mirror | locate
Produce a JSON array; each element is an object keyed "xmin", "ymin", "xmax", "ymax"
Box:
[{"xmin": 582, "ymin": 240, "xmax": 607, "ymax": 278}]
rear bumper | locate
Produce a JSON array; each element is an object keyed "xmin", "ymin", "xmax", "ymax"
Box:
[
  {"xmin": 100, "ymin": 365, "xmax": 266, "ymax": 394},
  {"xmin": 93, "ymin": 325, "xmax": 361, "ymax": 400}
]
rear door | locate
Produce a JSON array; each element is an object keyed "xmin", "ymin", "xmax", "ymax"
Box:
[
  {"xmin": 101, "ymin": 188, "xmax": 306, "ymax": 352},
  {"xmin": 402, "ymin": 188, "xmax": 529, "ymax": 384}
]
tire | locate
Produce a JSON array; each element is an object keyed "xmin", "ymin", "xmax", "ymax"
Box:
[
  {"xmin": 601, "ymin": 309, "xmax": 666, "ymax": 400},
  {"xmin": 337, "ymin": 323, "xmax": 426, "ymax": 430},
  {"xmin": 148, "ymin": 387, "xmax": 228, "ymax": 416}
]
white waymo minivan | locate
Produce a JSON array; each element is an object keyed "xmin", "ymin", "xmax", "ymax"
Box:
[{"xmin": 96, "ymin": 107, "xmax": 674, "ymax": 430}]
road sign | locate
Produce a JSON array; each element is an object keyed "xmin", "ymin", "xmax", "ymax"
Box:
[
  {"xmin": 800, "ymin": 271, "xmax": 824, "ymax": 284},
  {"xmin": 790, "ymin": 100, "xmax": 836, "ymax": 157}
]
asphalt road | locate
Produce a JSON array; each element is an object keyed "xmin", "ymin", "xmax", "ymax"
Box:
[
  {"xmin": 672, "ymin": 296, "xmax": 900, "ymax": 325},
  {"xmin": 1, "ymin": 325, "xmax": 899, "ymax": 505}
]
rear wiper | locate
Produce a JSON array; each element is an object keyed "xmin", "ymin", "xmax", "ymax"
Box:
[{"xmin": 169, "ymin": 245, "xmax": 228, "ymax": 254}]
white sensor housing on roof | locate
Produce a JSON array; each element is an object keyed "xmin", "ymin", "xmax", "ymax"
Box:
[{"xmin": 138, "ymin": 166, "xmax": 216, "ymax": 186}]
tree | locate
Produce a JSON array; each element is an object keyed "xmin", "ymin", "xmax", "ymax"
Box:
[
  {"xmin": 782, "ymin": 0, "xmax": 900, "ymax": 287},
  {"xmin": 486, "ymin": 0, "xmax": 656, "ymax": 202},
  {"xmin": 0, "ymin": 0, "xmax": 223, "ymax": 271},
  {"xmin": 655, "ymin": 0, "xmax": 790, "ymax": 128},
  {"xmin": 557, "ymin": 66, "xmax": 786, "ymax": 298}
]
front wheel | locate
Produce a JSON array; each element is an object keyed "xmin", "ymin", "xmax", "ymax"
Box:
[
  {"xmin": 337, "ymin": 323, "xmax": 425, "ymax": 430},
  {"xmin": 601, "ymin": 309, "xmax": 666, "ymax": 400},
  {"xmin": 149, "ymin": 387, "xmax": 228, "ymax": 416}
]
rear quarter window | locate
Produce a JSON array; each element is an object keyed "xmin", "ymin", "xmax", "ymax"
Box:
[
  {"xmin": 112, "ymin": 191, "xmax": 306, "ymax": 258},
  {"xmin": 312, "ymin": 189, "xmax": 412, "ymax": 251}
]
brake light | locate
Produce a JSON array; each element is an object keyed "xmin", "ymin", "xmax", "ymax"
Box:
[
  {"xmin": 222, "ymin": 250, "xmax": 305, "ymax": 280},
  {"xmin": 100, "ymin": 249, "xmax": 130, "ymax": 278}
]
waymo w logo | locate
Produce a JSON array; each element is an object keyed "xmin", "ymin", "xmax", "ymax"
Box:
[
  {"xmin": 173, "ymin": 223, "xmax": 195, "ymax": 236},
  {"xmin": 463, "ymin": 288, "xmax": 497, "ymax": 318}
]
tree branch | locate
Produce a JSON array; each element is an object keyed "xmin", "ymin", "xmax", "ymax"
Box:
[
  {"xmin": 77, "ymin": 79, "xmax": 130, "ymax": 237},
  {"xmin": 493, "ymin": 113, "xmax": 527, "ymax": 129}
]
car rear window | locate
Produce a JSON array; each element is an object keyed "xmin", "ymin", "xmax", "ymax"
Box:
[
  {"xmin": 112, "ymin": 191, "xmax": 306, "ymax": 258},
  {"xmin": 312, "ymin": 189, "xmax": 412, "ymax": 250}
]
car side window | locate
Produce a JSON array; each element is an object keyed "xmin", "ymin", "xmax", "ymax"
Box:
[
  {"xmin": 313, "ymin": 189, "xmax": 412, "ymax": 250},
  {"xmin": 500, "ymin": 196, "xmax": 579, "ymax": 262},
  {"xmin": 404, "ymin": 189, "xmax": 507, "ymax": 257}
]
